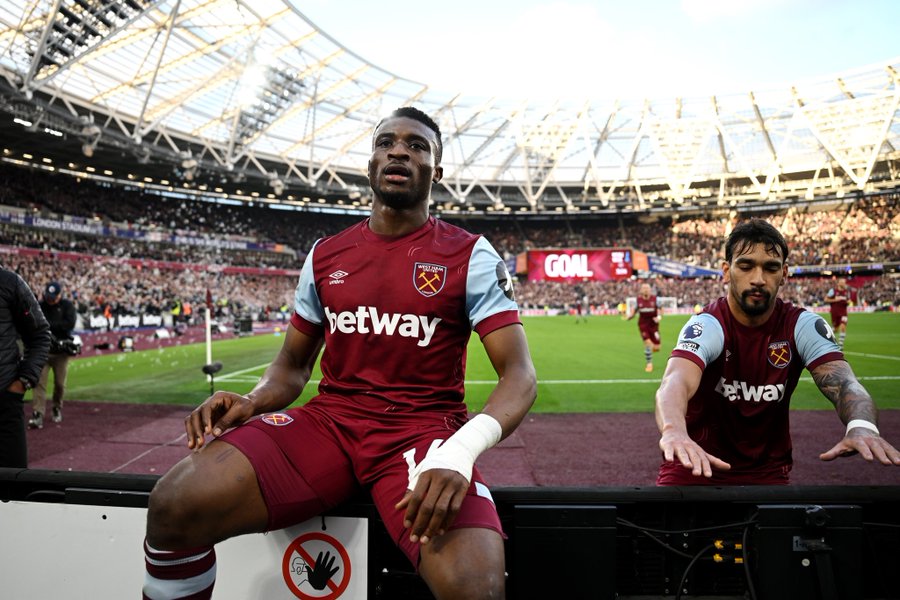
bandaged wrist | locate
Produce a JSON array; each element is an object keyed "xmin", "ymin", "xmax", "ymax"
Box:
[
  {"xmin": 408, "ymin": 413, "xmax": 503, "ymax": 490},
  {"xmin": 846, "ymin": 419, "xmax": 879, "ymax": 436}
]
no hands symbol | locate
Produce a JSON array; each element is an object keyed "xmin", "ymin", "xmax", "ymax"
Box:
[{"xmin": 281, "ymin": 531, "xmax": 352, "ymax": 599}]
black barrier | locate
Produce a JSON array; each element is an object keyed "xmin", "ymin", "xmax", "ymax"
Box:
[
  {"xmin": 755, "ymin": 504, "xmax": 863, "ymax": 600},
  {"xmin": 510, "ymin": 504, "xmax": 617, "ymax": 598},
  {"xmin": 2, "ymin": 468, "xmax": 899, "ymax": 599},
  {"xmin": 235, "ymin": 315, "xmax": 253, "ymax": 336}
]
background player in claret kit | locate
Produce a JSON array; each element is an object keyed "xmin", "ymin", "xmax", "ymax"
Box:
[
  {"xmin": 626, "ymin": 283, "xmax": 662, "ymax": 372},
  {"xmin": 825, "ymin": 278, "xmax": 850, "ymax": 349},
  {"xmin": 142, "ymin": 107, "xmax": 537, "ymax": 600},
  {"xmin": 655, "ymin": 219, "xmax": 900, "ymax": 486},
  {"xmin": 574, "ymin": 286, "xmax": 589, "ymax": 324}
]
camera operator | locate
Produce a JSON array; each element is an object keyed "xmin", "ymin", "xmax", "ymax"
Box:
[
  {"xmin": 0, "ymin": 267, "xmax": 50, "ymax": 467},
  {"xmin": 28, "ymin": 281, "xmax": 77, "ymax": 430}
]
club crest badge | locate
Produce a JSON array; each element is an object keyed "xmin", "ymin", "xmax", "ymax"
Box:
[
  {"xmin": 767, "ymin": 341, "xmax": 792, "ymax": 368},
  {"xmin": 261, "ymin": 413, "xmax": 293, "ymax": 426},
  {"xmin": 414, "ymin": 263, "xmax": 447, "ymax": 297}
]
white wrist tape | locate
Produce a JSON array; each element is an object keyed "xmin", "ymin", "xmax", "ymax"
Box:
[
  {"xmin": 407, "ymin": 413, "xmax": 503, "ymax": 490},
  {"xmin": 846, "ymin": 419, "xmax": 879, "ymax": 436}
]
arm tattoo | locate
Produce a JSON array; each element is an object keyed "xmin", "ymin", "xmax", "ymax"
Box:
[{"xmin": 810, "ymin": 361, "xmax": 877, "ymax": 424}]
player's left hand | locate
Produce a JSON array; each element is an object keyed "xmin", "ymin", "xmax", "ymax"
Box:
[
  {"xmin": 395, "ymin": 468, "xmax": 469, "ymax": 545},
  {"xmin": 819, "ymin": 430, "xmax": 900, "ymax": 465}
]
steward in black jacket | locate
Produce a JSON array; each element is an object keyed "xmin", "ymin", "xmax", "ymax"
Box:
[{"xmin": 0, "ymin": 268, "xmax": 50, "ymax": 467}]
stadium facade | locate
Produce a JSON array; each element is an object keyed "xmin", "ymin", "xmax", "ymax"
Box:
[{"xmin": 0, "ymin": 0, "xmax": 899, "ymax": 220}]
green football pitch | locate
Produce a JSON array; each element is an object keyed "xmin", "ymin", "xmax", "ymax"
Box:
[{"xmin": 59, "ymin": 312, "xmax": 900, "ymax": 413}]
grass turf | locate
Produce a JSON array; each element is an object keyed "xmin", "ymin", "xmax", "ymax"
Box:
[{"xmin": 56, "ymin": 312, "xmax": 900, "ymax": 413}]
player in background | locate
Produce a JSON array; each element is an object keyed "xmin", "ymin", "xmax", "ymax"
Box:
[
  {"xmin": 655, "ymin": 219, "xmax": 899, "ymax": 485},
  {"xmin": 825, "ymin": 278, "xmax": 850, "ymax": 349},
  {"xmin": 626, "ymin": 283, "xmax": 662, "ymax": 372},
  {"xmin": 141, "ymin": 107, "xmax": 537, "ymax": 600},
  {"xmin": 574, "ymin": 285, "xmax": 589, "ymax": 324}
]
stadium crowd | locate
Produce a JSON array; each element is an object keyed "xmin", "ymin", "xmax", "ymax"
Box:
[
  {"xmin": 514, "ymin": 275, "xmax": 899, "ymax": 314},
  {"xmin": 0, "ymin": 163, "xmax": 898, "ymax": 324},
  {"xmin": 6, "ymin": 250, "xmax": 295, "ymax": 326},
  {"xmin": 469, "ymin": 194, "xmax": 900, "ymax": 268}
]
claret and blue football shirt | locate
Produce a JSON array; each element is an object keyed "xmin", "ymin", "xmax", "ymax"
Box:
[{"xmin": 291, "ymin": 217, "xmax": 520, "ymax": 415}]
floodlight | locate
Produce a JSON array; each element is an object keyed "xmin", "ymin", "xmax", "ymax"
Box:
[
  {"xmin": 180, "ymin": 153, "xmax": 198, "ymax": 181},
  {"xmin": 269, "ymin": 176, "xmax": 284, "ymax": 196},
  {"xmin": 135, "ymin": 146, "xmax": 151, "ymax": 164},
  {"xmin": 78, "ymin": 116, "xmax": 101, "ymax": 157}
]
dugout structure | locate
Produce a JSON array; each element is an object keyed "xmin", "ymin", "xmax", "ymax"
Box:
[{"xmin": 2, "ymin": 468, "xmax": 898, "ymax": 599}]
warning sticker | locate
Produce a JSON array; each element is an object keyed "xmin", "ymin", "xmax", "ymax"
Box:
[{"xmin": 281, "ymin": 531, "xmax": 352, "ymax": 599}]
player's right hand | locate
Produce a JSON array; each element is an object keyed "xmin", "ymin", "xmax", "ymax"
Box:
[
  {"xmin": 659, "ymin": 430, "xmax": 731, "ymax": 478},
  {"xmin": 185, "ymin": 391, "xmax": 255, "ymax": 450},
  {"xmin": 395, "ymin": 468, "xmax": 469, "ymax": 545}
]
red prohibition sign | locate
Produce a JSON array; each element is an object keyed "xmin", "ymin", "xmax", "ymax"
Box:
[{"xmin": 281, "ymin": 531, "xmax": 352, "ymax": 599}]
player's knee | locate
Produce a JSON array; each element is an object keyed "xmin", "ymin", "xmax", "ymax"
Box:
[
  {"xmin": 146, "ymin": 471, "xmax": 208, "ymax": 548},
  {"xmin": 147, "ymin": 480, "xmax": 185, "ymax": 545},
  {"xmin": 421, "ymin": 532, "xmax": 505, "ymax": 600},
  {"xmin": 427, "ymin": 564, "xmax": 504, "ymax": 600}
]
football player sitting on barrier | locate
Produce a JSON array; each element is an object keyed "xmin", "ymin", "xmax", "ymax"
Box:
[{"xmin": 142, "ymin": 107, "xmax": 537, "ymax": 600}]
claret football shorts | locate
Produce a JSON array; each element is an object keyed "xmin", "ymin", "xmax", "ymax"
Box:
[{"xmin": 220, "ymin": 397, "xmax": 503, "ymax": 567}]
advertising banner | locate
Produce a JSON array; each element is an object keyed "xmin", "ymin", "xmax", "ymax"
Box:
[
  {"xmin": 646, "ymin": 255, "xmax": 721, "ymax": 278},
  {"xmin": 526, "ymin": 249, "xmax": 632, "ymax": 282},
  {"xmin": 86, "ymin": 313, "xmax": 166, "ymax": 330}
]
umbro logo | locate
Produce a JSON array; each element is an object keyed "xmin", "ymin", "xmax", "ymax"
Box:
[{"xmin": 329, "ymin": 270, "xmax": 348, "ymax": 285}]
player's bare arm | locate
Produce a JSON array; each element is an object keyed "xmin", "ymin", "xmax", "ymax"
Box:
[
  {"xmin": 397, "ymin": 323, "xmax": 537, "ymax": 544},
  {"xmin": 656, "ymin": 357, "xmax": 731, "ymax": 477},
  {"xmin": 811, "ymin": 360, "xmax": 900, "ymax": 465},
  {"xmin": 185, "ymin": 325, "xmax": 324, "ymax": 449},
  {"xmin": 480, "ymin": 323, "xmax": 538, "ymax": 436}
]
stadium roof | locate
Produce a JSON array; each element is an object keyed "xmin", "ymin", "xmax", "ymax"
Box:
[{"xmin": 1, "ymin": 0, "xmax": 900, "ymax": 215}]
